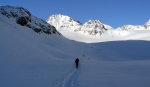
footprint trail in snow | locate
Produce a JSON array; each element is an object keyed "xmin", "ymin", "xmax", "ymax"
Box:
[{"xmin": 53, "ymin": 69, "xmax": 83, "ymax": 87}]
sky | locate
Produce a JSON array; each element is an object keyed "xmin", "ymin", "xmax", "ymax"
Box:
[{"xmin": 0, "ymin": 0, "xmax": 150, "ymax": 28}]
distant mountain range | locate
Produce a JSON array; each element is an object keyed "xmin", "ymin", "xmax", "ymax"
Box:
[
  {"xmin": 1, "ymin": 6, "xmax": 150, "ymax": 43},
  {"xmin": 47, "ymin": 14, "xmax": 113, "ymax": 35},
  {"xmin": 47, "ymin": 14, "xmax": 150, "ymax": 35}
]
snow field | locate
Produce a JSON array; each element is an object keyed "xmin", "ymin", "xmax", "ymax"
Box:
[{"xmin": 1, "ymin": 12, "xmax": 150, "ymax": 87}]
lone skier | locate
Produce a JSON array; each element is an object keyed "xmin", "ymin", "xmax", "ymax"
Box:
[{"xmin": 75, "ymin": 58, "xmax": 79, "ymax": 69}]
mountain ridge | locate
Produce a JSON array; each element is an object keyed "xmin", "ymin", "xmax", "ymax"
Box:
[
  {"xmin": 47, "ymin": 14, "xmax": 114, "ymax": 35},
  {"xmin": 46, "ymin": 14, "xmax": 150, "ymax": 43},
  {"xmin": 47, "ymin": 14, "xmax": 150, "ymax": 30},
  {"xmin": 0, "ymin": 5, "xmax": 60, "ymax": 35}
]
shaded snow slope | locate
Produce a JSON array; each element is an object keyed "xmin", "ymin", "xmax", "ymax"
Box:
[
  {"xmin": 1, "ymin": 21, "xmax": 150, "ymax": 87},
  {"xmin": 0, "ymin": 13, "xmax": 87, "ymax": 87},
  {"xmin": 1, "ymin": 6, "xmax": 150, "ymax": 87}
]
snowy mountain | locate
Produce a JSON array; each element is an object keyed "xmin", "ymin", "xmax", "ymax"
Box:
[
  {"xmin": 117, "ymin": 20, "xmax": 150, "ymax": 30},
  {"xmin": 47, "ymin": 14, "xmax": 81, "ymax": 29},
  {"xmin": 47, "ymin": 14, "xmax": 113, "ymax": 36},
  {"xmin": 75, "ymin": 20, "xmax": 113, "ymax": 35},
  {"xmin": 117, "ymin": 25, "xmax": 145, "ymax": 30},
  {"xmin": 47, "ymin": 14, "xmax": 150, "ymax": 43},
  {"xmin": 0, "ymin": 6, "xmax": 60, "ymax": 35},
  {"xmin": 1, "ymin": 5, "xmax": 150, "ymax": 87}
]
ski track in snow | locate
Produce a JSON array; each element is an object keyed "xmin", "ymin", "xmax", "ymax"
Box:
[{"xmin": 53, "ymin": 69, "xmax": 83, "ymax": 87}]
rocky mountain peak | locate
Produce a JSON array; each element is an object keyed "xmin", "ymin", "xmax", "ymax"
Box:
[
  {"xmin": 0, "ymin": 6, "xmax": 60, "ymax": 35},
  {"xmin": 47, "ymin": 14, "xmax": 81, "ymax": 29},
  {"xmin": 0, "ymin": 5, "xmax": 31, "ymax": 18},
  {"xmin": 83, "ymin": 20, "xmax": 105, "ymax": 29},
  {"xmin": 86, "ymin": 20, "xmax": 102, "ymax": 24},
  {"xmin": 76, "ymin": 20, "xmax": 113, "ymax": 35},
  {"xmin": 47, "ymin": 14, "xmax": 114, "ymax": 36},
  {"xmin": 144, "ymin": 20, "xmax": 150, "ymax": 29}
]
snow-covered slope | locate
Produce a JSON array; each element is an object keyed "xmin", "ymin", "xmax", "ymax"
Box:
[{"xmin": 1, "ymin": 6, "xmax": 150, "ymax": 87}]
